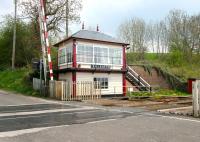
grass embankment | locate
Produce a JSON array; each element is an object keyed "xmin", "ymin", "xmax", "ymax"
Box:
[
  {"xmin": 127, "ymin": 52, "xmax": 198, "ymax": 93},
  {"xmin": 127, "ymin": 53, "xmax": 200, "ymax": 82},
  {"xmin": 0, "ymin": 68, "xmax": 39, "ymax": 96}
]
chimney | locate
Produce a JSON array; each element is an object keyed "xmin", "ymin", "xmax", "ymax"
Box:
[
  {"xmin": 82, "ymin": 22, "xmax": 85, "ymax": 30},
  {"xmin": 97, "ymin": 24, "xmax": 99, "ymax": 32}
]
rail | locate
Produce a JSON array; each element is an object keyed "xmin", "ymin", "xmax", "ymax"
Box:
[{"xmin": 126, "ymin": 66, "xmax": 151, "ymax": 91}]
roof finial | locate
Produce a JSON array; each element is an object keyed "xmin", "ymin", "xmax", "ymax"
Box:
[
  {"xmin": 82, "ymin": 22, "xmax": 85, "ymax": 30},
  {"xmin": 97, "ymin": 24, "xmax": 99, "ymax": 32}
]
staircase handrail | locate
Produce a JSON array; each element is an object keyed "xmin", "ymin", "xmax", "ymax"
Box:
[
  {"xmin": 127, "ymin": 66, "xmax": 151, "ymax": 88},
  {"xmin": 127, "ymin": 72, "xmax": 146, "ymax": 87}
]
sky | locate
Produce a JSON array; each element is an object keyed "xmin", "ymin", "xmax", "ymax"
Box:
[{"xmin": 1, "ymin": 0, "xmax": 200, "ymax": 37}]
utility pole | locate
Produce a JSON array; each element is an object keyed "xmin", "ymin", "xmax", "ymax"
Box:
[
  {"xmin": 12, "ymin": 0, "xmax": 17, "ymax": 70},
  {"xmin": 66, "ymin": 0, "xmax": 69, "ymax": 37}
]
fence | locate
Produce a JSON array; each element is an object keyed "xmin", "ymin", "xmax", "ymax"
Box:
[
  {"xmin": 192, "ymin": 80, "xmax": 200, "ymax": 117},
  {"xmin": 33, "ymin": 78, "xmax": 156, "ymax": 101},
  {"xmin": 49, "ymin": 80, "xmax": 101, "ymax": 101}
]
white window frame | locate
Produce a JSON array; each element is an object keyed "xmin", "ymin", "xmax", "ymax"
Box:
[
  {"xmin": 77, "ymin": 44, "xmax": 93, "ymax": 63},
  {"xmin": 93, "ymin": 46, "xmax": 109, "ymax": 65},
  {"xmin": 94, "ymin": 77, "xmax": 109, "ymax": 90},
  {"xmin": 59, "ymin": 46, "xmax": 73, "ymax": 66},
  {"xmin": 109, "ymin": 47, "xmax": 123, "ymax": 65},
  {"xmin": 76, "ymin": 43, "xmax": 123, "ymax": 66},
  {"xmin": 58, "ymin": 48, "xmax": 66, "ymax": 65}
]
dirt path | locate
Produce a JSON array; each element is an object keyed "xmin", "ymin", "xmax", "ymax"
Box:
[{"xmin": 85, "ymin": 97, "xmax": 192, "ymax": 111}]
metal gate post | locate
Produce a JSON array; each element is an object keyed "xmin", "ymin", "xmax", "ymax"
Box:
[{"xmin": 193, "ymin": 81, "xmax": 199, "ymax": 117}]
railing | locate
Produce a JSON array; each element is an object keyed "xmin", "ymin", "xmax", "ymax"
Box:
[{"xmin": 126, "ymin": 66, "xmax": 151, "ymax": 91}]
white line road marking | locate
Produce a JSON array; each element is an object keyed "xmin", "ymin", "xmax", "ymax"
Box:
[
  {"xmin": 0, "ymin": 125, "xmax": 70, "ymax": 138},
  {"xmin": 98, "ymin": 107, "xmax": 134, "ymax": 114},
  {"xmin": 0, "ymin": 107, "xmax": 96, "ymax": 118},
  {"xmin": 0, "ymin": 103, "xmax": 52, "ymax": 107},
  {"xmin": 146, "ymin": 113, "xmax": 200, "ymax": 123},
  {"xmin": 157, "ymin": 106, "xmax": 192, "ymax": 112},
  {"xmin": 87, "ymin": 119, "xmax": 116, "ymax": 124},
  {"xmin": 0, "ymin": 109, "xmax": 103, "ymax": 121}
]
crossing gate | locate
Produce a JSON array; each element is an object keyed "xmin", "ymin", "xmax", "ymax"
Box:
[
  {"xmin": 38, "ymin": 0, "xmax": 54, "ymax": 83},
  {"xmin": 49, "ymin": 81, "xmax": 101, "ymax": 101}
]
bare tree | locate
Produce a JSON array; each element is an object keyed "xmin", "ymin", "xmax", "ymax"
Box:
[
  {"xmin": 166, "ymin": 10, "xmax": 190, "ymax": 52},
  {"xmin": 145, "ymin": 22, "xmax": 155, "ymax": 53},
  {"xmin": 118, "ymin": 20, "xmax": 133, "ymax": 52},
  {"xmin": 118, "ymin": 9, "xmax": 200, "ymax": 60},
  {"xmin": 19, "ymin": 0, "xmax": 82, "ymax": 36},
  {"xmin": 188, "ymin": 14, "xmax": 200, "ymax": 54},
  {"xmin": 118, "ymin": 17, "xmax": 147, "ymax": 55}
]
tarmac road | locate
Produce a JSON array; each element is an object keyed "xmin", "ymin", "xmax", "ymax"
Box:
[{"xmin": 0, "ymin": 90, "xmax": 200, "ymax": 142}]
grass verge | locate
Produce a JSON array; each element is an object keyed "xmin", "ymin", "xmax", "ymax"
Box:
[
  {"xmin": 128, "ymin": 89, "xmax": 190, "ymax": 99},
  {"xmin": 0, "ymin": 68, "xmax": 40, "ymax": 97}
]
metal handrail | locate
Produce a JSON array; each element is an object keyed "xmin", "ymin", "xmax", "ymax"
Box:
[
  {"xmin": 127, "ymin": 72, "xmax": 146, "ymax": 87},
  {"xmin": 127, "ymin": 66, "xmax": 151, "ymax": 88}
]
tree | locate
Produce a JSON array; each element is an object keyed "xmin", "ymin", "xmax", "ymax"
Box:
[
  {"xmin": 145, "ymin": 22, "xmax": 156, "ymax": 53},
  {"xmin": 118, "ymin": 17, "xmax": 147, "ymax": 59},
  {"xmin": 19, "ymin": 0, "xmax": 82, "ymax": 36},
  {"xmin": 0, "ymin": 16, "xmax": 40, "ymax": 69},
  {"xmin": 188, "ymin": 14, "xmax": 200, "ymax": 54},
  {"xmin": 118, "ymin": 9, "xmax": 200, "ymax": 66}
]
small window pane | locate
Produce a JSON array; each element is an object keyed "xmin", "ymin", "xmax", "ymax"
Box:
[
  {"xmin": 94, "ymin": 77, "xmax": 108, "ymax": 89},
  {"xmin": 109, "ymin": 48, "xmax": 122, "ymax": 65},
  {"xmin": 59, "ymin": 48, "xmax": 66, "ymax": 64},
  {"xmin": 77, "ymin": 44, "xmax": 93, "ymax": 63}
]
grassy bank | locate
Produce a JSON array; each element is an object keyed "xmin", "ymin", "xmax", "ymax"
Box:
[
  {"xmin": 127, "ymin": 53, "xmax": 200, "ymax": 81},
  {"xmin": 0, "ymin": 68, "xmax": 39, "ymax": 96}
]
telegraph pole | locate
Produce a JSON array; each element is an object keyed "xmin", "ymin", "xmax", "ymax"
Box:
[
  {"xmin": 12, "ymin": 0, "xmax": 17, "ymax": 70},
  {"xmin": 66, "ymin": 0, "xmax": 69, "ymax": 37}
]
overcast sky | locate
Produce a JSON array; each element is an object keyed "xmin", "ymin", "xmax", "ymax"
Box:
[{"xmin": 1, "ymin": 0, "xmax": 200, "ymax": 37}]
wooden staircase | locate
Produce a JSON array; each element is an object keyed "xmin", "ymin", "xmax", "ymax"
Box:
[{"xmin": 126, "ymin": 66, "xmax": 151, "ymax": 91}]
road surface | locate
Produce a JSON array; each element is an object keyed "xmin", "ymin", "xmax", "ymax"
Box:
[{"xmin": 0, "ymin": 90, "xmax": 199, "ymax": 142}]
